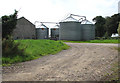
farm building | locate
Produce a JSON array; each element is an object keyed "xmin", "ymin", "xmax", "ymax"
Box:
[
  {"xmin": 35, "ymin": 22, "xmax": 59, "ymax": 39},
  {"xmin": 59, "ymin": 14, "xmax": 95, "ymax": 41},
  {"xmin": 12, "ymin": 17, "xmax": 36, "ymax": 39},
  {"xmin": 51, "ymin": 24, "xmax": 59, "ymax": 40},
  {"xmin": 34, "ymin": 14, "xmax": 95, "ymax": 41},
  {"xmin": 51, "ymin": 28, "xmax": 59, "ymax": 39},
  {"xmin": 36, "ymin": 23, "xmax": 49, "ymax": 39}
]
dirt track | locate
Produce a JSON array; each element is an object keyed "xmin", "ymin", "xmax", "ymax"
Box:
[{"xmin": 2, "ymin": 43, "xmax": 118, "ymax": 81}]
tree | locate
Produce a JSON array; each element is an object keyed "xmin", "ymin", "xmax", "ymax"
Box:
[
  {"xmin": 105, "ymin": 14, "xmax": 120, "ymax": 37},
  {"xmin": 93, "ymin": 16, "xmax": 106, "ymax": 37},
  {"xmin": 2, "ymin": 10, "xmax": 25, "ymax": 58},
  {"xmin": 117, "ymin": 22, "xmax": 120, "ymax": 36},
  {"xmin": 2, "ymin": 10, "xmax": 18, "ymax": 39},
  {"xmin": 104, "ymin": 16, "xmax": 112, "ymax": 37}
]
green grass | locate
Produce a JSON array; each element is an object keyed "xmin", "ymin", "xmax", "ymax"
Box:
[
  {"xmin": 103, "ymin": 62, "xmax": 119, "ymax": 82},
  {"xmin": 103, "ymin": 46, "xmax": 119, "ymax": 82},
  {"xmin": 110, "ymin": 62, "xmax": 119, "ymax": 81},
  {"xmin": 61, "ymin": 39, "xmax": 118, "ymax": 43},
  {"xmin": 2, "ymin": 39, "xmax": 69, "ymax": 66},
  {"xmin": 114, "ymin": 47, "xmax": 120, "ymax": 52}
]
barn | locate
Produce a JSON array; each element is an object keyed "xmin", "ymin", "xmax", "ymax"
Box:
[{"xmin": 13, "ymin": 17, "xmax": 36, "ymax": 39}]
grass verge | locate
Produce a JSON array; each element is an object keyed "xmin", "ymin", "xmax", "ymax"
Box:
[
  {"xmin": 2, "ymin": 39, "xmax": 69, "ymax": 66},
  {"xmin": 102, "ymin": 47, "xmax": 119, "ymax": 82},
  {"xmin": 61, "ymin": 39, "xmax": 118, "ymax": 43},
  {"xmin": 102, "ymin": 62, "xmax": 119, "ymax": 82}
]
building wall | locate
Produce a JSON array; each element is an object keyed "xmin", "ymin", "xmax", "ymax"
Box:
[{"xmin": 13, "ymin": 17, "xmax": 36, "ymax": 39}]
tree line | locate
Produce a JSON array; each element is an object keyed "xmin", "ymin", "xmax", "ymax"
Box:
[{"xmin": 93, "ymin": 13, "xmax": 120, "ymax": 37}]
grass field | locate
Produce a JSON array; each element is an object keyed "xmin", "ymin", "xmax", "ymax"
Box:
[
  {"xmin": 61, "ymin": 39, "xmax": 119, "ymax": 43},
  {"xmin": 2, "ymin": 39, "xmax": 69, "ymax": 66}
]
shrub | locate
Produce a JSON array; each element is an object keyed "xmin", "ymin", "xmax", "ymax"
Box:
[{"xmin": 2, "ymin": 36, "xmax": 25, "ymax": 58}]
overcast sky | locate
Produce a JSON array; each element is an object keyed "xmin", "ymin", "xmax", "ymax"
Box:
[{"xmin": 1, "ymin": 0, "xmax": 119, "ymax": 25}]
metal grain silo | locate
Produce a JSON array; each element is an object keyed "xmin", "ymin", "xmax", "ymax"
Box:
[
  {"xmin": 81, "ymin": 24, "xmax": 95, "ymax": 40},
  {"xmin": 51, "ymin": 28, "xmax": 59, "ymax": 39},
  {"xmin": 59, "ymin": 14, "xmax": 88, "ymax": 41},
  {"xmin": 36, "ymin": 28, "xmax": 49, "ymax": 39},
  {"xmin": 36, "ymin": 24, "xmax": 49, "ymax": 39},
  {"xmin": 91, "ymin": 25, "xmax": 95, "ymax": 40},
  {"xmin": 59, "ymin": 21, "xmax": 82, "ymax": 41}
]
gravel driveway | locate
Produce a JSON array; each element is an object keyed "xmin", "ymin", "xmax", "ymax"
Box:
[{"xmin": 2, "ymin": 43, "xmax": 118, "ymax": 81}]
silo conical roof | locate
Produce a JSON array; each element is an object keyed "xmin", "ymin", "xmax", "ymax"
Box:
[
  {"xmin": 62, "ymin": 16, "xmax": 79, "ymax": 22},
  {"xmin": 40, "ymin": 23, "xmax": 48, "ymax": 28},
  {"xmin": 81, "ymin": 20, "xmax": 93, "ymax": 24}
]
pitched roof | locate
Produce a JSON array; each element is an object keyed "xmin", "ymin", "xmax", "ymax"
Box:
[{"xmin": 18, "ymin": 17, "xmax": 35, "ymax": 26}]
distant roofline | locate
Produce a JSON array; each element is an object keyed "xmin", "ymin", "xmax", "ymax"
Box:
[{"xmin": 18, "ymin": 17, "xmax": 35, "ymax": 26}]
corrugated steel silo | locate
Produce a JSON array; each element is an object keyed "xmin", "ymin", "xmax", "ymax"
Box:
[
  {"xmin": 91, "ymin": 25, "xmax": 95, "ymax": 40},
  {"xmin": 51, "ymin": 28, "xmax": 59, "ymax": 38},
  {"xmin": 59, "ymin": 14, "xmax": 87, "ymax": 41},
  {"xmin": 59, "ymin": 21, "xmax": 82, "ymax": 41},
  {"xmin": 82, "ymin": 24, "xmax": 95, "ymax": 40},
  {"xmin": 36, "ymin": 28, "xmax": 49, "ymax": 39}
]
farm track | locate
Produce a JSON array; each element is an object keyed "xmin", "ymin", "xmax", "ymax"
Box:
[{"xmin": 2, "ymin": 43, "xmax": 118, "ymax": 81}]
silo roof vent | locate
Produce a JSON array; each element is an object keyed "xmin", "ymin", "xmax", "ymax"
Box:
[
  {"xmin": 81, "ymin": 20, "xmax": 93, "ymax": 24},
  {"xmin": 62, "ymin": 15, "xmax": 79, "ymax": 22},
  {"xmin": 61, "ymin": 14, "xmax": 86, "ymax": 22}
]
